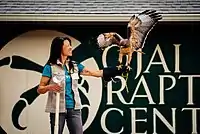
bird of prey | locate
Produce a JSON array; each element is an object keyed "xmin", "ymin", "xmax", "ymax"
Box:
[{"xmin": 97, "ymin": 10, "xmax": 162, "ymax": 71}]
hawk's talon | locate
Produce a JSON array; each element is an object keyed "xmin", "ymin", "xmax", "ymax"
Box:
[
  {"xmin": 126, "ymin": 65, "xmax": 132, "ymax": 71},
  {"xmin": 117, "ymin": 63, "xmax": 123, "ymax": 70}
]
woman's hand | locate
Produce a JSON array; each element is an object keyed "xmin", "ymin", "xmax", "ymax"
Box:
[
  {"xmin": 47, "ymin": 84, "xmax": 62, "ymax": 92},
  {"xmin": 37, "ymin": 76, "xmax": 63, "ymax": 94}
]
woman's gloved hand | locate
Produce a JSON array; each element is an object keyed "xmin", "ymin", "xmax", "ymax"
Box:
[{"xmin": 103, "ymin": 66, "xmax": 128, "ymax": 82}]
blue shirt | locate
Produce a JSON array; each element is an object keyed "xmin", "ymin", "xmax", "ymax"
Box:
[{"xmin": 42, "ymin": 63, "xmax": 84, "ymax": 108}]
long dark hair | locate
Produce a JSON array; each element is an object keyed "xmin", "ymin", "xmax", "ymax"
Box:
[{"xmin": 47, "ymin": 36, "xmax": 74, "ymax": 73}]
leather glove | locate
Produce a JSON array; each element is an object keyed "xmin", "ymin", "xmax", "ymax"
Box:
[{"xmin": 103, "ymin": 66, "xmax": 127, "ymax": 82}]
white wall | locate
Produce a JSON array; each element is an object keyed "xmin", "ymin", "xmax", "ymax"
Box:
[{"xmin": 0, "ymin": 30, "xmax": 102, "ymax": 134}]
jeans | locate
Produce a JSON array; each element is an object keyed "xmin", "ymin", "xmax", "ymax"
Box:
[{"xmin": 50, "ymin": 109, "xmax": 83, "ymax": 134}]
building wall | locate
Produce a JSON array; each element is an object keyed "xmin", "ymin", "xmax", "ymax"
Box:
[{"xmin": 0, "ymin": 21, "xmax": 200, "ymax": 134}]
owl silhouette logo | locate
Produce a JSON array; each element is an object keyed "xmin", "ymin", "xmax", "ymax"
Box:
[{"xmin": 0, "ymin": 30, "xmax": 102, "ymax": 134}]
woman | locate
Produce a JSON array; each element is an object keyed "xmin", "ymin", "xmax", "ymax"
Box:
[{"xmin": 37, "ymin": 36, "xmax": 126, "ymax": 134}]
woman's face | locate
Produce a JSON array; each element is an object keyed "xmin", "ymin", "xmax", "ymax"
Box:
[{"xmin": 61, "ymin": 39, "xmax": 72, "ymax": 57}]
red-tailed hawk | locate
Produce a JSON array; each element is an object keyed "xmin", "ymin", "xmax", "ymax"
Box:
[{"xmin": 97, "ymin": 10, "xmax": 162, "ymax": 71}]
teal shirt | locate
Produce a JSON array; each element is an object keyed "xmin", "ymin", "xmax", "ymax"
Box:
[{"xmin": 42, "ymin": 63, "xmax": 84, "ymax": 108}]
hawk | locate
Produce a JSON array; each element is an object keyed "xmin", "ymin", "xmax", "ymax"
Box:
[{"xmin": 97, "ymin": 10, "xmax": 162, "ymax": 71}]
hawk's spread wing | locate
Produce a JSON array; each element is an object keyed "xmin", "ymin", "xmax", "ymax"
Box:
[
  {"xmin": 127, "ymin": 10, "xmax": 162, "ymax": 50},
  {"xmin": 97, "ymin": 32, "xmax": 124, "ymax": 49}
]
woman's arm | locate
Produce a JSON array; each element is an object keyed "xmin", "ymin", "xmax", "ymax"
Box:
[
  {"xmin": 37, "ymin": 76, "xmax": 61, "ymax": 94},
  {"xmin": 80, "ymin": 67, "xmax": 103, "ymax": 77},
  {"xmin": 80, "ymin": 66, "xmax": 127, "ymax": 82}
]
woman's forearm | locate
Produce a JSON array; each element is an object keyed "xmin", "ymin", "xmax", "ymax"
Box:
[
  {"xmin": 81, "ymin": 68, "xmax": 103, "ymax": 77},
  {"xmin": 90, "ymin": 70, "xmax": 103, "ymax": 77},
  {"xmin": 37, "ymin": 85, "xmax": 49, "ymax": 94}
]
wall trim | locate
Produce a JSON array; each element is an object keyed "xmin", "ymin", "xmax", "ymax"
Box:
[{"xmin": 0, "ymin": 14, "xmax": 200, "ymax": 22}]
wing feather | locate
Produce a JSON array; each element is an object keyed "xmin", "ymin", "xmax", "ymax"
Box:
[
  {"xmin": 97, "ymin": 32, "xmax": 124, "ymax": 49},
  {"xmin": 128, "ymin": 10, "xmax": 162, "ymax": 49}
]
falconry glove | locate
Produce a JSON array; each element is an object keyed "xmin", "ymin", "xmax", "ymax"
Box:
[{"xmin": 103, "ymin": 66, "xmax": 127, "ymax": 82}]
